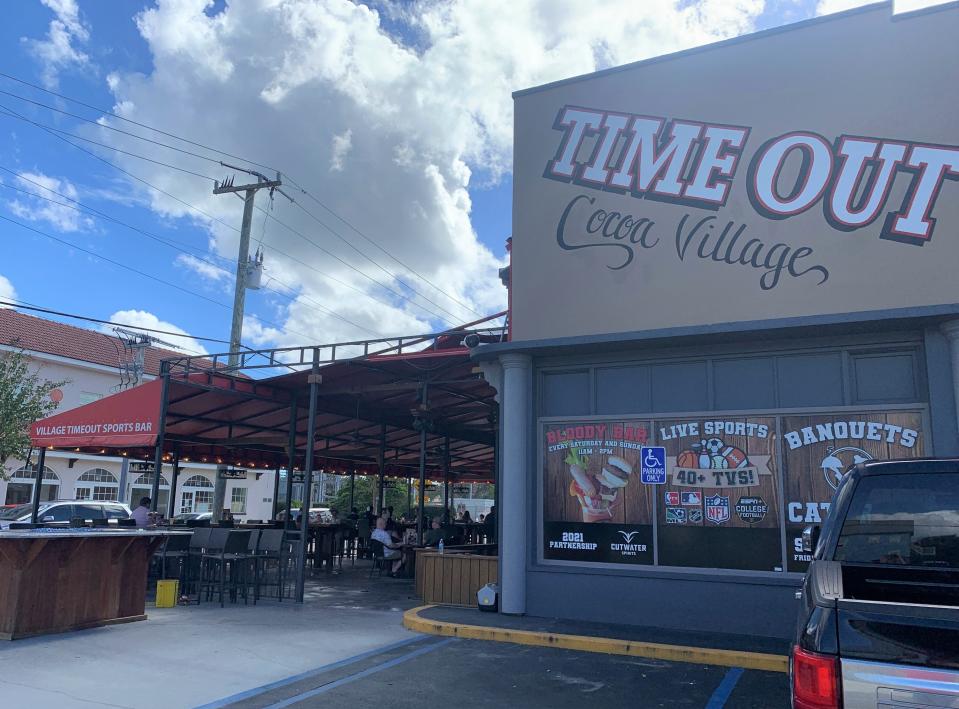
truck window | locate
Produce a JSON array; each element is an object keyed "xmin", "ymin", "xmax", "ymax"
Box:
[{"xmin": 835, "ymin": 473, "xmax": 959, "ymax": 568}]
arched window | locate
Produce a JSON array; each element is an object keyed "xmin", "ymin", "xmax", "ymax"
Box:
[
  {"xmin": 5, "ymin": 466, "xmax": 59, "ymax": 505},
  {"xmin": 180, "ymin": 474, "xmax": 214, "ymax": 514},
  {"xmin": 129, "ymin": 473, "xmax": 170, "ymax": 511},
  {"xmin": 75, "ymin": 468, "xmax": 119, "ymax": 501}
]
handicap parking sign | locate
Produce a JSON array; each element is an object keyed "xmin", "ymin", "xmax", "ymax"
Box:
[{"xmin": 640, "ymin": 446, "xmax": 667, "ymax": 484}]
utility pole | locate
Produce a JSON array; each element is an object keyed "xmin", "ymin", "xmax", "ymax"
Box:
[
  {"xmin": 212, "ymin": 163, "xmax": 284, "ymax": 520},
  {"xmin": 212, "ymin": 163, "xmax": 283, "ymax": 368}
]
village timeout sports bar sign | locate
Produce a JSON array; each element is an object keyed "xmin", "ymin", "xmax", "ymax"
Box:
[{"xmin": 510, "ymin": 7, "xmax": 959, "ymax": 340}]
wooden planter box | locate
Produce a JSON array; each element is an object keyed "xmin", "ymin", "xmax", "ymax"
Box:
[{"xmin": 416, "ymin": 551, "xmax": 497, "ymax": 607}]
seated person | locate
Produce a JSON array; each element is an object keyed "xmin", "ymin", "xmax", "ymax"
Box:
[
  {"xmin": 371, "ymin": 517, "xmax": 404, "ymax": 576},
  {"xmin": 423, "ymin": 519, "xmax": 445, "ymax": 547}
]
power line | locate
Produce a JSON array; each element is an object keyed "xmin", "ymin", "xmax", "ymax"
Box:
[
  {"xmin": 0, "ymin": 168, "xmax": 381, "ymax": 337},
  {"xmin": 0, "ymin": 100, "xmax": 456, "ymax": 328},
  {"xmin": 0, "ymin": 87, "xmax": 237, "ymax": 170},
  {"xmin": 0, "ymin": 70, "xmax": 282, "ymax": 175},
  {"xmin": 287, "ymin": 182, "xmax": 484, "ymax": 318},
  {"xmin": 0, "ymin": 212, "xmax": 322, "ymax": 342},
  {"xmin": 0, "ymin": 106, "xmax": 217, "ymax": 181},
  {"xmin": 0, "ymin": 297, "xmax": 223, "ymax": 355},
  {"xmin": 0, "ymin": 70, "xmax": 487, "ymax": 320}
]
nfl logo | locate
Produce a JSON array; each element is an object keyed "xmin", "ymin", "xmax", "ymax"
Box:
[{"xmin": 705, "ymin": 494, "xmax": 730, "ymax": 525}]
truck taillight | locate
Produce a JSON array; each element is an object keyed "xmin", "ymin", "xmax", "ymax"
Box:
[{"xmin": 792, "ymin": 646, "xmax": 841, "ymax": 709}]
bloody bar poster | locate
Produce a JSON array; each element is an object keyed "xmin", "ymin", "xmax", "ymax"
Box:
[
  {"xmin": 543, "ymin": 420, "xmax": 653, "ymax": 564},
  {"xmin": 656, "ymin": 416, "xmax": 782, "ymax": 571},
  {"xmin": 782, "ymin": 410, "xmax": 924, "ymax": 572}
]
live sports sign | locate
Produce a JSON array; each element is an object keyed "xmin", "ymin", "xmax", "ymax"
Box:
[{"xmin": 511, "ymin": 5, "xmax": 959, "ymax": 341}]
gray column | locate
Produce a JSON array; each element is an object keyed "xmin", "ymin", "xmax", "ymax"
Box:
[
  {"xmin": 499, "ymin": 354, "xmax": 531, "ymax": 615},
  {"xmin": 940, "ymin": 320, "xmax": 959, "ymax": 440}
]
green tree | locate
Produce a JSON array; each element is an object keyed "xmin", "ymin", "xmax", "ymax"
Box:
[
  {"xmin": 328, "ymin": 475, "xmax": 412, "ymax": 516},
  {"xmin": 0, "ymin": 346, "xmax": 66, "ymax": 478}
]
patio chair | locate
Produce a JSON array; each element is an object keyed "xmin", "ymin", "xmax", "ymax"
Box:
[
  {"xmin": 253, "ymin": 529, "xmax": 287, "ymax": 602},
  {"xmin": 368, "ymin": 539, "xmax": 388, "ymax": 578},
  {"xmin": 154, "ymin": 532, "xmax": 191, "ymax": 580},
  {"xmin": 356, "ymin": 518, "xmax": 371, "ymax": 558},
  {"xmin": 199, "ymin": 530, "xmax": 252, "ymax": 607},
  {"xmin": 184, "ymin": 527, "xmax": 212, "ymax": 596}
]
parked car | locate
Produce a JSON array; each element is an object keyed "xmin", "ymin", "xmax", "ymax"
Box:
[
  {"xmin": 171, "ymin": 511, "xmax": 213, "ymax": 525},
  {"xmin": 276, "ymin": 507, "xmax": 332, "ymax": 524},
  {"xmin": 791, "ymin": 459, "xmax": 959, "ymax": 708},
  {"xmin": 0, "ymin": 500, "xmax": 133, "ymax": 529}
]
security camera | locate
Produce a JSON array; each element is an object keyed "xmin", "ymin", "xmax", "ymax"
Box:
[{"xmin": 462, "ymin": 334, "xmax": 481, "ymax": 348}]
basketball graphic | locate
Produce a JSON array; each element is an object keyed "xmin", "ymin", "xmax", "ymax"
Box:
[{"xmin": 677, "ymin": 450, "xmax": 699, "ymax": 468}]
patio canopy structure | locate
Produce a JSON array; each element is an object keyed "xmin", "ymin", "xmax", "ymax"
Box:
[{"xmin": 29, "ymin": 313, "xmax": 506, "ymax": 600}]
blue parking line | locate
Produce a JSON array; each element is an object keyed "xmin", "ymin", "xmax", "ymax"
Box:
[
  {"xmin": 263, "ymin": 638, "xmax": 457, "ymax": 709},
  {"xmin": 705, "ymin": 667, "xmax": 744, "ymax": 709},
  {"xmin": 193, "ymin": 635, "xmax": 424, "ymax": 709}
]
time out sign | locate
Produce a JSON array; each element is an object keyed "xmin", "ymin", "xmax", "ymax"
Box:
[{"xmin": 511, "ymin": 5, "xmax": 959, "ymax": 341}]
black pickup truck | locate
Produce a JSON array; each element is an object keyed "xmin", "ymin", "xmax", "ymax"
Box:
[{"xmin": 791, "ymin": 459, "xmax": 959, "ymax": 709}]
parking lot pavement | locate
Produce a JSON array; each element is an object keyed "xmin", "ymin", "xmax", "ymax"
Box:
[{"xmin": 213, "ymin": 636, "xmax": 789, "ymax": 708}]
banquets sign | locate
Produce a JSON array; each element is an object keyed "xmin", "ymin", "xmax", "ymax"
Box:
[{"xmin": 511, "ymin": 7, "xmax": 959, "ymax": 341}]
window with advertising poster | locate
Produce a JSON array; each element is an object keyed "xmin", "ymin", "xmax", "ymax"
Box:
[
  {"xmin": 657, "ymin": 417, "xmax": 782, "ymax": 571},
  {"xmin": 782, "ymin": 411, "xmax": 924, "ymax": 573},
  {"xmin": 543, "ymin": 421, "xmax": 654, "ymax": 565}
]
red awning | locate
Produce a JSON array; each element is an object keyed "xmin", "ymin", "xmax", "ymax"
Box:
[{"xmin": 30, "ymin": 379, "xmax": 163, "ymax": 449}]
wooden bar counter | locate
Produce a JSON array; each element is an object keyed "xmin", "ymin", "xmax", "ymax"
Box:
[{"xmin": 0, "ymin": 529, "xmax": 174, "ymax": 640}]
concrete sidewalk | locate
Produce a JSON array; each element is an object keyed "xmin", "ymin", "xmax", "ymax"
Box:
[{"xmin": 0, "ymin": 565, "xmax": 419, "ymax": 709}]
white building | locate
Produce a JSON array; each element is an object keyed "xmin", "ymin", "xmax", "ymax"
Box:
[{"xmin": 0, "ymin": 309, "xmax": 276, "ymax": 519}]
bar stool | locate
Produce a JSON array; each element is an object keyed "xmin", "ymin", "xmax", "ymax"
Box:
[
  {"xmin": 253, "ymin": 530, "xmax": 287, "ymax": 602},
  {"xmin": 199, "ymin": 530, "xmax": 252, "ymax": 607}
]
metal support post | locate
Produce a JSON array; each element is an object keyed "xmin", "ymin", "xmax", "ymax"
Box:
[
  {"xmin": 168, "ymin": 451, "xmax": 180, "ymax": 519},
  {"xmin": 150, "ymin": 369, "xmax": 171, "ymax": 512},
  {"xmin": 349, "ymin": 469, "xmax": 356, "ymax": 512},
  {"xmin": 415, "ymin": 383, "xmax": 430, "ymax": 543},
  {"xmin": 271, "ymin": 465, "xmax": 281, "ymax": 520},
  {"xmin": 285, "ymin": 398, "xmax": 298, "ymax": 524},
  {"xmin": 29, "ymin": 447, "xmax": 47, "ymax": 524},
  {"xmin": 377, "ymin": 424, "xmax": 386, "ymax": 514},
  {"xmin": 295, "ymin": 352, "xmax": 321, "ymax": 602},
  {"xmin": 443, "ymin": 435, "xmax": 450, "ymax": 518}
]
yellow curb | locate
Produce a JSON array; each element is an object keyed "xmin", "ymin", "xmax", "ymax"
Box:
[{"xmin": 403, "ymin": 605, "xmax": 788, "ymax": 674}]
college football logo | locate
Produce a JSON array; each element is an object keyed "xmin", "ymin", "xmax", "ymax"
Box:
[
  {"xmin": 821, "ymin": 446, "xmax": 872, "ymax": 490},
  {"xmin": 705, "ymin": 494, "xmax": 730, "ymax": 525}
]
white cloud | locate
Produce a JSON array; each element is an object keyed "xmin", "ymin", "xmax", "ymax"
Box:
[
  {"xmin": 104, "ymin": 309, "xmax": 209, "ymax": 356},
  {"xmin": 330, "ymin": 129, "xmax": 353, "ymax": 172},
  {"xmin": 0, "ymin": 274, "xmax": 17, "ymax": 307},
  {"xmin": 22, "ymin": 0, "xmax": 91, "ymax": 88},
  {"xmin": 101, "ymin": 0, "xmax": 767, "ymax": 347},
  {"xmin": 175, "ymin": 253, "xmax": 232, "ymax": 283},
  {"xmin": 7, "ymin": 171, "xmax": 93, "ymax": 232}
]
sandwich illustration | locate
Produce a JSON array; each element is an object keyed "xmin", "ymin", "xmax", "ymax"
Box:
[{"xmin": 566, "ymin": 448, "xmax": 633, "ymax": 522}]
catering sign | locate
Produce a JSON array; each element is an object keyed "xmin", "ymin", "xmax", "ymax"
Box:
[
  {"xmin": 543, "ymin": 420, "xmax": 653, "ymax": 564},
  {"xmin": 782, "ymin": 410, "xmax": 924, "ymax": 572},
  {"xmin": 511, "ymin": 6, "xmax": 959, "ymax": 341}
]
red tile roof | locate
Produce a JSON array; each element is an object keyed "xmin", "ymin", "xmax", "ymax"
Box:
[{"xmin": 0, "ymin": 308, "xmax": 211, "ymax": 375}]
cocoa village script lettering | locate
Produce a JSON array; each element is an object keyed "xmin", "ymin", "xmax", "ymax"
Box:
[{"xmin": 545, "ymin": 105, "xmax": 959, "ymax": 290}]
